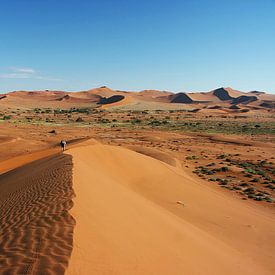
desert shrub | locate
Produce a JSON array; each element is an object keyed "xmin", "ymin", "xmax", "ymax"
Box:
[
  {"xmin": 131, "ymin": 118, "xmax": 142, "ymax": 124},
  {"xmin": 148, "ymin": 120, "xmax": 162, "ymax": 126},
  {"xmin": 3, "ymin": 115, "xmax": 11, "ymax": 120},
  {"xmin": 99, "ymin": 118, "xmax": 110, "ymax": 123},
  {"xmin": 239, "ymin": 183, "xmax": 249, "ymax": 187},
  {"xmin": 250, "ymin": 178, "xmax": 260, "ymax": 182},
  {"xmin": 217, "ymin": 178, "xmax": 228, "ymax": 185},
  {"xmin": 49, "ymin": 129, "xmax": 57, "ymax": 134},
  {"xmin": 239, "ymin": 162, "xmax": 252, "ymax": 168},
  {"xmin": 76, "ymin": 108, "xmax": 91, "ymax": 114},
  {"xmin": 192, "ymin": 170, "xmax": 200, "ymax": 174},
  {"xmin": 256, "ymin": 170, "xmax": 266, "ymax": 176},
  {"xmin": 254, "ymin": 197, "xmax": 264, "ymax": 201},
  {"xmin": 220, "ymin": 166, "xmax": 229, "ymax": 172},
  {"xmin": 245, "ymin": 168, "xmax": 257, "ymax": 175},
  {"xmin": 265, "ymin": 198, "xmax": 273, "ymax": 203},
  {"xmin": 186, "ymin": 155, "xmax": 199, "ymax": 160},
  {"xmin": 76, "ymin": 117, "xmax": 84, "ymax": 122},
  {"xmin": 244, "ymin": 187, "xmax": 255, "ymax": 194}
]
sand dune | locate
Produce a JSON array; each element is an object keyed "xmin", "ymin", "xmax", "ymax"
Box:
[
  {"xmin": 168, "ymin": 92, "xmax": 193, "ymax": 104},
  {"xmin": 0, "ymin": 140, "xmax": 274, "ymax": 274},
  {"xmin": 99, "ymin": 95, "xmax": 125, "ymax": 105},
  {"xmin": 1, "ymin": 86, "xmax": 274, "ymax": 110},
  {"xmin": 0, "ymin": 154, "xmax": 74, "ymax": 274},
  {"xmin": 232, "ymin": 95, "xmax": 258, "ymax": 104},
  {"xmin": 66, "ymin": 143, "xmax": 275, "ymax": 275}
]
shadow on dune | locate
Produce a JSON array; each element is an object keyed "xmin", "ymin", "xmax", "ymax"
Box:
[
  {"xmin": 212, "ymin": 88, "xmax": 234, "ymax": 101},
  {"xmin": 0, "ymin": 153, "xmax": 75, "ymax": 274},
  {"xmin": 98, "ymin": 95, "xmax": 125, "ymax": 105}
]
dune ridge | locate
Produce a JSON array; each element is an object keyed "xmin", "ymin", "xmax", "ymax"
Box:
[
  {"xmin": 1, "ymin": 140, "xmax": 274, "ymax": 274},
  {"xmin": 66, "ymin": 144, "xmax": 275, "ymax": 275}
]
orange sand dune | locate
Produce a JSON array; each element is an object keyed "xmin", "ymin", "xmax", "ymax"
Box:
[
  {"xmin": 1, "ymin": 86, "xmax": 274, "ymax": 110},
  {"xmin": 0, "ymin": 153, "xmax": 74, "ymax": 274},
  {"xmin": 67, "ymin": 144, "xmax": 275, "ymax": 275},
  {"xmin": 100, "ymin": 94, "xmax": 135, "ymax": 109}
]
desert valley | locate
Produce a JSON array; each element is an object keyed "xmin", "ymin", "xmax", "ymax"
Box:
[{"xmin": 0, "ymin": 86, "xmax": 274, "ymax": 274}]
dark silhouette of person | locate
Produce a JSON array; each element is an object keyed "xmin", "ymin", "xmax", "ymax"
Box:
[{"xmin": 60, "ymin": 140, "xmax": 67, "ymax": 151}]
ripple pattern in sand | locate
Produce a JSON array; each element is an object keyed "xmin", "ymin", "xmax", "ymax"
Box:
[{"xmin": 0, "ymin": 154, "xmax": 75, "ymax": 275}]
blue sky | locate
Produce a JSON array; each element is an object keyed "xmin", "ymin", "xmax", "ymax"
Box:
[{"xmin": 0, "ymin": 0, "xmax": 274, "ymax": 93}]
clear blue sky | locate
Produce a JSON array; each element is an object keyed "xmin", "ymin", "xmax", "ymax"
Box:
[{"xmin": 0, "ymin": 0, "xmax": 274, "ymax": 93}]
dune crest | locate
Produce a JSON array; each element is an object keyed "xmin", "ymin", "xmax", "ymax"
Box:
[{"xmin": 66, "ymin": 144, "xmax": 275, "ymax": 275}]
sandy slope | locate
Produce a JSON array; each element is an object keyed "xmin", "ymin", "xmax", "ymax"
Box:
[
  {"xmin": 66, "ymin": 144, "xmax": 275, "ymax": 275},
  {"xmin": 0, "ymin": 154, "xmax": 74, "ymax": 274}
]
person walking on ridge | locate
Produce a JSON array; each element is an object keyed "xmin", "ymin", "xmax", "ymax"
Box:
[{"xmin": 60, "ymin": 140, "xmax": 67, "ymax": 151}]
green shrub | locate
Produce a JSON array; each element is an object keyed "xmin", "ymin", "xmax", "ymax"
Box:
[
  {"xmin": 3, "ymin": 115, "xmax": 11, "ymax": 120},
  {"xmin": 186, "ymin": 155, "xmax": 199, "ymax": 160},
  {"xmin": 250, "ymin": 178, "xmax": 260, "ymax": 182}
]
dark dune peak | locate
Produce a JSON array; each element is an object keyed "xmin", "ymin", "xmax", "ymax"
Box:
[
  {"xmin": 212, "ymin": 88, "xmax": 234, "ymax": 101},
  {"xmin": 98, "ymin": 95, "xmax": 125, "ymax": 105},
  {"xmin": 231, "ymin": 95, "xmax": 258, "ymax": 105},
  {"xmin": 169, "ymin": 93, "xmax": 193, "ymax": 104}
]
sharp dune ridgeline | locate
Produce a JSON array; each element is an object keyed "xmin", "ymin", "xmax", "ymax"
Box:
[{"xmin": 0, "ymin": 139, "xmax": 275, "ymax": 274}]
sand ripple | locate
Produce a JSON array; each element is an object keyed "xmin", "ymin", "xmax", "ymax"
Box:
[{"xmin": 0, "ymin": 154, "xmax": 74, "ymax": 274}]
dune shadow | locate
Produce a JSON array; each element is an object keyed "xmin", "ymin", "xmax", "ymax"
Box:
[{"xmin": 0, "ymin": 153, "xmax": 75, "ymax": 274}]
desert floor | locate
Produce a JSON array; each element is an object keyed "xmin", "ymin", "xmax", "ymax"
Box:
[{"xmin": 0, "ymin": 119, "xmax": 274, "ymax": 274}]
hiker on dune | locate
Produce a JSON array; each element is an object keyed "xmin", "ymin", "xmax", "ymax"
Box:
[{"xmin": 60, "ymin": 140, "xmax": 67, "ymax": 151}]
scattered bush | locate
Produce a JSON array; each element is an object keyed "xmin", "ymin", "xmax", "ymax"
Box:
[
  {"xmin": 76, "ymin": 117, "xmax": 84, "ymax": 122},
  {"xmin": 3, "ymin": 115, "xmax": 11, "ymax": 120}
]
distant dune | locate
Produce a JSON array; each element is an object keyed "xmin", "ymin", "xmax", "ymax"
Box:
[
  {"xmin": 212, "ymin": 88, "xmax": 234, "ymax": 101},
  {"xmin": 168, "ymin": 92, "xmax": 193, "ymax": 104},
  {"xmin": 231, "ymin": 95, "xmax": 258, "ymax": 105},
  {"xmin": 98, "ymin": 95, "xmax": 125, "ymax": 105},
  {"xmin": 0, "ymin": 86, "xmax": 274, "ymax": 111}
]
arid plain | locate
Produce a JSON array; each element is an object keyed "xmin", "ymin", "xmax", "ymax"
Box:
[{"xmin": 0, "ymin": 86, "xmax": 275, "ymax": 274}]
